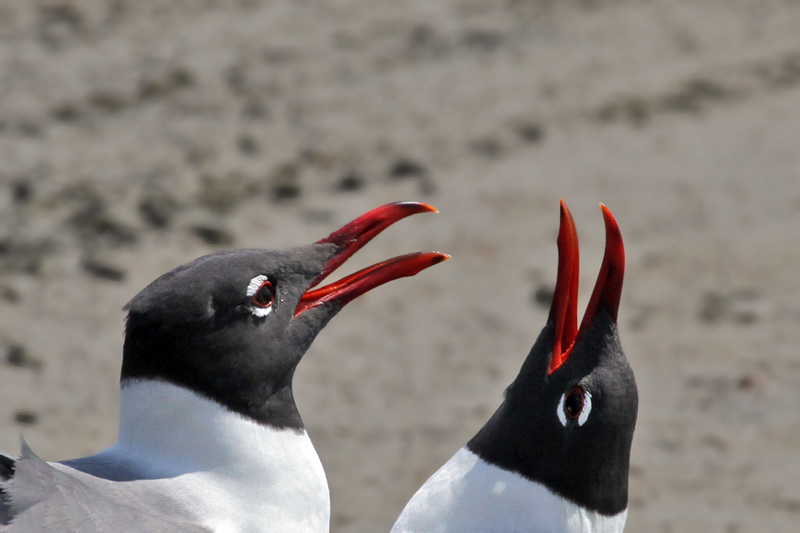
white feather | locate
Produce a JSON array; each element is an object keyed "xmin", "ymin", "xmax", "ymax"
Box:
[
  {"xmin": 246, "ymin": 275, "xmax": 273, "ymax": 317},
  {"xmin": 57, "ymin": 380, "xmax": 330, "ymax": 533},
  {"xmin": 392, "ymin": 447, "xmax": 627, "ymax": 533},
  {"xmin": 246, "ymin": 275, "xmax": 269, "ymax": 297},
  {"xmin": 578, "ymin": 391, "xmax": 592, "ymax": 426}
]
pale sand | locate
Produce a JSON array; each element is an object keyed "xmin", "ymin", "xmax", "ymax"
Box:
[{"xmin": 1, "ymin": 2, "xmax": 799, "ymax": 531}]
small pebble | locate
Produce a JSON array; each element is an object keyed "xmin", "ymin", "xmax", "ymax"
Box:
[
  {"xmin": 336, "ymin": 172, "xmax": 363, "ymax": 192},
  {"xmin": 191, "ymin": 225, "xmax": 235, "ymax": 246},
  {"xmin": 14, "ymin": 411, "xmax": 38, "ymax": 425},
  {"xmin": 532, "ymin": 285, "xmax": 554, "ymax": 309},
  {"xmin": 389, "ymin": 158, "xmax": 426, "ymax": 179},
  {"xmin": 82, "ymin": 258, "xmax": 126, "ymax": 282}
]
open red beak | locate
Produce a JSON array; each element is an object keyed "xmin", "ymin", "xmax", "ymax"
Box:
[
  {"xmin": 294, "ymin": 202, "xmax": 450, "ymax": 316},
  {"xmin": 547, "ymin": 200, "xmax": 625, "ymax": 374}
]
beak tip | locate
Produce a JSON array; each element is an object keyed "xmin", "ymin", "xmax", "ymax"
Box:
[
  {"xmin": 392, "ymin": 201, "xmax": 439, "ymax": 214},
  {"xmin": 580, "ymin": 203, "xmax": 625, "ymax": 326},
  {"xmin": 547, "ymin": 201, "xmax": 625, "ymax": 374}
]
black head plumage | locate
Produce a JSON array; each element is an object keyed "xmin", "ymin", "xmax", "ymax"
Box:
[
  {"xmin": 120, "ymin": 202, "xmax": 448, "ymax": 429},
  {"xmin": 468, "ymin": 202, "xmax": 638, "ymax": 516}
]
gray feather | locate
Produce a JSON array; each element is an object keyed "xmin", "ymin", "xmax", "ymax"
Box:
[{"xmin": 0, "ymin": 440, "xmax": 211, "ymax": 533}]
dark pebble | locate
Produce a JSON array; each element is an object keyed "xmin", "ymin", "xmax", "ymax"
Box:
[
  {"xmin": 533, "ymin": 285, "xmax": 554, "ymax": 309},
  {"xmin": 241, "ymin": 100, "xmax": 269, "ymax": 120},
  {"xmin": 461, "ymin": 30, "xmax": 505, "ymax": 52},
  {"xmin": 335, "ymin": 172, "xmax": 364, "ymax": 192},
  {"xmin": 594, "ymin": 97, "xmax": 650, "ymax": 127},
  {"xmin": 733, "ymin": 311, "xmax": 758, "ymax": 325},
  {"xmin": 169, "ymin": 67, "xmax": 195, "ymax": 89},
  {"xmin": 236, "ymin": 134, "xmax": 260, "ymax": 156},
  {"xmin": 6, "ymin": 345, "xmax": 23, "ymax": 365},
  {"xmin": 269, "ymin": 164, "xmax": 301, "ymax": 202},
  {"xmin": 272, "ymin": 182, "xmax": 301, "ymax": 201},
  {"xmin": 0, "ymin": 284, "xmax": 19, "ymax": 302},
  {"xmin": 738, "ymin": 374, "xmax": 757, "ymax": 390},
  {"xmin": 6, "ymin": 344, "xmax": 33, "ymax": 368},
  {"xmin": 88, "ymin": 91, "xmax": 128, "ymax": 113},
  {"xmin": 191, "ymin": 225, "xmax": 235, "ymax": 246},
  {"xmin": 516, "ymin": 122, "xmax": 545, "ymax": 144},
  {"xmin": 659, "ymin": 78, "xmax": 729, "ymax": 114},
  {"xmin": 52, "ymin": 103, "xmax": 82, "ymax": 122},
  {"xmin": 11, "ymin": 180, "xmax": 33, "ymax": 204},
  {"xmin": 138, "ymin": 66, "xmax": 194, "ymax": 101},
  {"xmin": 82, "ymin": 258, "xmax": 126, "ymax": 282},
  {"xmin": 138, "ymin": 193, "xmax": 177, "ymax": 229},
  {"xmin": 138, "ymin": 79, "xmax": 163, "ymax": 100},
  {"xmin": 389, "ymin": 158, "xmax": 426, "ymax": 179},
  {"xmin": 69, "ymin": 200, "xmax": 139, "ymax": 247},
  {"xmin": 0, "ymin": 238, "xmax": 53, "ymax": 275},
  {"xmin": 698, "ymin": 291, "xmax": 725, "ymax": 323},
  {"xmin": 469, "ymin": 137, "xmax": 503, "ymax": 158},
  {"xmin": 14, "ymin": 411, "xmax": 38, "ymax": 425}
]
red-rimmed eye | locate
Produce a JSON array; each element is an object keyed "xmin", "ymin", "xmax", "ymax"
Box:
[
  {"xmin": 251, "ymin": 281, "xmax": 274, "ymax": 308},
  {"xmin": 564, "ymin": 386, "xmax": 585, "ymax": 420}
]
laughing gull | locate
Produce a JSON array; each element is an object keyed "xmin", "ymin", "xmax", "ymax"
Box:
[
  {"xmin": 0, "ymin": 202, "xmax": 448, "ymax": 533},
  {"xmin": 392, "ymin": 201, "xmax": 638, "ymax": 533}
]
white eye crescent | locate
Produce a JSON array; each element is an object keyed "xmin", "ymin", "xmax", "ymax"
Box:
[
  {"xmin": 247, "ymin": 275, "xmax": 273, "ymax": 317},
  {"xmin": 557, "ymin": 386, "xmax": 592, "ymax": 427}
]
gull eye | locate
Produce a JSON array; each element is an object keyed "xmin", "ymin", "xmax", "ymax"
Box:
[
  {"xmin": 564, "ymin": 386, "xmax": 584, "ymax": 419},
  {"xmin": 246, "ymin": 275, "xmax": 274, "ymax": 317},
  {"xmin": 252, "ymin": 281, "xmax": 274, "ymax": 308},
  {"xmin": 557, "ymin": 386, "xmax": 592, "ymax": 427}
]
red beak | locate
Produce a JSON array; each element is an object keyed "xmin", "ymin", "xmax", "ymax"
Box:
[
  {"xmin": 295, "ymin": 202, "xmax": 449, "ymax": 316},
  {"xmin": 548, "ymin": 201, "xmax": 625, "ymax": 374}
]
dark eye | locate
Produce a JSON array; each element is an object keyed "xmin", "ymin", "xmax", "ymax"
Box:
[
  {"xmin": 251, "ymin": 280, "xmax": 274, "ymax": 308},
  {"xmin": 557, "ymin": 385, "xmax": 592, "ymax": 427},
  {"xmin": 564, "ymin": 386, "xmax": 584, "ymax": 420}
]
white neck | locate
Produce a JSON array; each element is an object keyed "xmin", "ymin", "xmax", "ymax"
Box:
[
  {"xmin": 101, "ymin": 380, "xmax": 330, "ymax": 532},
  {"xmin": 392, "ymin": 447, "xmax": 627, "ymax": 533},
  {"xmin": 115, "ymin": 379, "xmax": 290, "ymax": 475}
]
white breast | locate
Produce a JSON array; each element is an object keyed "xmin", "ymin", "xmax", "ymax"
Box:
[
  {"xmin": 58, "ymin": 380, "xmax": 330, "ymax": 533},
  {"xmin": 391, "ymin": 448, "xmax": 627, "ymax": 533}
]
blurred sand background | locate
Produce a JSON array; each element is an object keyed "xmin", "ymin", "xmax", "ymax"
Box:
[{"xmin": 1, "ymin": 1, "xmax": 799, "ymax": 531}]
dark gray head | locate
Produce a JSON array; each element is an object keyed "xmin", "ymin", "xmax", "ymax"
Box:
[
  {"xmin": 468, "ymin": 201, "xmax": 638, "ymax": 516},
  {"xmin": 121, "ymin": 202, "xmax": 449, "ymax": 430}
]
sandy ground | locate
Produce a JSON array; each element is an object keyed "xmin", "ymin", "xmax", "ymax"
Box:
[{"xmin": 1, "ymin": 1, "xmax": 799, "ymax": 531}]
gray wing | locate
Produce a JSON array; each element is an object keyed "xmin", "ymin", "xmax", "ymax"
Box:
[
  {"xmin": 0, "ymin": 440, "xmax": 211, "ymax": 533},
  {"xmin": 1, "ymin": 451, "xmax": 13, "ymax": 527}
]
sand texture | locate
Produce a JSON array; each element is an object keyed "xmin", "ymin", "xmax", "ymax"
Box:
[{"xmin": 1, "ymin": 1, "xmax": 799, "ymax": 531}]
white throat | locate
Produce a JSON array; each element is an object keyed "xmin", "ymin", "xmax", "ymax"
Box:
[
  {"xmin": 392, "ymin": 447, "xmax": 627, "ymax": 533},
  {"xmin": 97, "ymin": 380, "xmax": 330, "ymax": 532}
]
